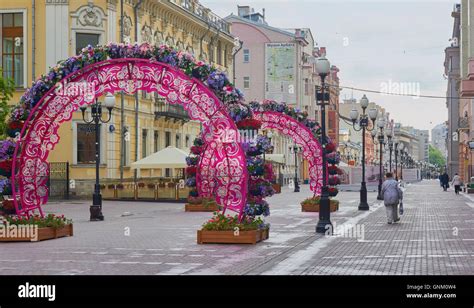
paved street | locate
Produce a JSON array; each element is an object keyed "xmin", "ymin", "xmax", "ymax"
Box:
[{"xmin": 1, "ymin": 180, "xmax": 473, "ymax": 275}]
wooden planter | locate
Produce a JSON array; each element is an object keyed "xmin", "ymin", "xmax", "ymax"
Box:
[
  {"xmin": 185, "ymin": 202, "xmax": 220, "ymax": 212},
  {"xmin": 0, "ymin": 224, "xmax": 73, "ymax": 242},
  {"xmin": 301, "ymin": 201, "xmax": 339, "ymax": 212},
  {"xmin": 197, "ymin": 228, "xmax": 269, "ymax": 245},
  {"xmin": 272, "ymin": 183, "xmax": 281, "ymax": 194}
]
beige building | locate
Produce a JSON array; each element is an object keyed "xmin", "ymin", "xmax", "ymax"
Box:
[{"xmin": 0, "ymin": 0, "xmax": 235, "ymax": 196}]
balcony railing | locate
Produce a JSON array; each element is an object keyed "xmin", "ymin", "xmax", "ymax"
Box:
[
  {"xmin": 167, "ymin": 0, "xmax": 231, "ymax": 34},
  {"xmin": 155, "ymin": 102, "xmax": 190, "ymax": 122}
]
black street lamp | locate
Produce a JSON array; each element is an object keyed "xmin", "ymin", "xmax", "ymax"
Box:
[
  {"xmin": 349, "ymin": 95, "xmax": 378, "ymax": 211},
  {"xmin": 315, "ymin": 55, "xmax": 333, "ymax": 234},
  {"xmin": 80, "ymin": 93, "xmax": 116, "ymax": 221},
  {"xmin": 386, "ymin": 130, "xmax": 393, "ymax": 172},
  {"xmin": 394, "ymin": 139, "xmax": 404, "ymax": 181},
  {"xmin": 373, "ymin": 118, "xmax": 386, "ymax": 200},
  {"xmin": 289, "ymin": 144, "xmax": 301, "ymax": 192}
]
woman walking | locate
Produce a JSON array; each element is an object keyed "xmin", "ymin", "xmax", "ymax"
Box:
[
  {"xmin": 382, "ymin": 172, "xmax": 403, "ymax": 224},
  {"xmin": 452, "ymin": 173, "xmax": 462, "ymax": 195}
]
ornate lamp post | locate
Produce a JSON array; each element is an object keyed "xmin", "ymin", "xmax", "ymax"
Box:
[
  {"xmin": 349, "ymin": 95, "xmax": 378, "ymax": 211},
  {"xmin": 315, "ymin": 55, "xmax": 333, "ymax": 233},
  {"xmin": 289, "ymin": 144, "xmax": 301, "ymax": 192},
  {"xmin": 80, "ymin": 93, "xmax": 116, "ymax": 221},
  {"xmin": 394, "ymin": 140, "xmax": 404, "ymax": 181},
  {"xmin": 386, "ymin": 129, "xmax": 393, "ymax": 172},
  {"xmin": 376, "ymin": 118, "xmax": 386, "ymax": 200}
]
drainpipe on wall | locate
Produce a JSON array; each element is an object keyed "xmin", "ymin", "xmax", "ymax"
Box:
[
  {"xmin": 133, "ymin": 0, "xmax": 144, "ymax": 184},
  {"xmin": 120, "ymin": 0, "xmax": 124, "ymax": 182},
  {"xmin": 32, "ymin": 0, "xmax": 35, "ymax": 83},
  {"xmin": 232, "ymin": 39, "xmax": 243, "ymax": 85}
]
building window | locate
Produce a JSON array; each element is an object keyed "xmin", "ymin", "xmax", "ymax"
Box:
[
  {"xmin": 224, "ymin": 46, "xmax": 228, "ymax": 67},
  {"xmin": 243, "ymin": 49, "xmax": 250, "ymax": 62},
  {"xmin": 2, "ymin": 12, "xmax": 24, "ymax": 87},
  {"xmin": 154, "ymin": 131, "xmax": 159, "ymax": 152},
  {"xmin": 185, "ymin": 135, "xmax": 190, "ymax": 148},
  {"xmin": 243, "ymin": 77, "xmax": 250, "ymax": 89},
  {"xmin": 176, "ymin": 133, "xmax": 181, "ymax": 148},
  {"xmin": 142, "ymin": 129, "xmax": 148, "ymax": 158},
  {"xmin": 304, "ymin": 78, "xmax": 309, "ymax": 95},
  {"xmin": 165, "ymin": 131, "xmax": 171, "ymax": 147},
  {"xmin": 217, "ymin": 41, "xmax": 222, "ymax": 65},
  {"xmin": 75, "ymin": 32, "xmax": 100, "ymax": 55},
  {"xmin": 77, "ymin": 123, "xmax": 100, "ymax": 164}
]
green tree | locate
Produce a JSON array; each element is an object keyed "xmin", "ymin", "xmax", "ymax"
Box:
[
  {"xmin": 0, "ymin": 69, "xmax": 15, "ymax": 138},
  {"xmin": 429, "ymin": 144, "xmax": 446, "ymax": 168}
]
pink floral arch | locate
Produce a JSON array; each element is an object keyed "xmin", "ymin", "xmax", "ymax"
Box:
[
  {"xmin": 11, "ymin": 58, "xmax": 248, "ymax": 217},
  {"xmin": 255, "ymin": 111, "xmax": 324, "ymax": 195},
  {"xmin": 197, "ymin": 110, "xmax": 324, "ymax": 197}
]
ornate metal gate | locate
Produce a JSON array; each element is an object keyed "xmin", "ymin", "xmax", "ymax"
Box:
[{"xmin": 47, "ymin": 162, "xmax": 70, "ymax": 200}]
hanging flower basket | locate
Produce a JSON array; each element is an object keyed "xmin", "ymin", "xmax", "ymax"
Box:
[
  {"xmin": 328, "ymin": 187, "xmax": 339, "ymax": 197},
  {"xmin": 236, "ymin": 118, "xmax": 262, "ymax": 130},
  {"xmin": 0, "ymin": 160, "xmax": 13, "ymax": 177},
  {"xmin": 6, "ymin": 121, "xmax": 24, "ymax": 138},
  {"xmin": 190, "ymin": 146, "xmax": 203, "ymax": 155},
  {"xmin": 328, "ymin": 175, "xmax": 340, "ymax": 186}
]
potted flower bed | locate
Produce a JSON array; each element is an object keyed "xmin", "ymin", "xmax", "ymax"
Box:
[
  {"xmin": 197, "ymin": 212, "xmax": 269, "ymax": 245},
  {"xmin": 0, "ymin": 214, "xmax": 73, "ymax": 242},
  {"xmin": 185, "ymin": 197, "xmax": 220, "ymax": 212},
  {"xmin": 301, "ymin": 196, "xmax": 339, "ymax": 212}
]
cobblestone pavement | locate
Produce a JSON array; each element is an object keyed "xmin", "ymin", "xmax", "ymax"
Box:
[{"xmin": 1, "ymin": 180, "xmax": 472, "ymax": 275}]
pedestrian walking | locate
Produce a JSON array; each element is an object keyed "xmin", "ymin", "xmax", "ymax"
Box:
[
  {"xmin": 381, "ymin": 172, "xmax": 403, "ymax": 224},
  {"xmin": 452, "ymin": 173, "xmax": 462, "ymax": 195},
  {"xmin": 440, "ymin": 172, "xmax": 450, "ymax": 191}
]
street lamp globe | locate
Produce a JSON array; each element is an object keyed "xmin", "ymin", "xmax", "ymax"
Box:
[
  {"xmin": 349, "ymin": 108, "xmax": 359, "ymax": 122},
  {"xmin": 377, "ymin": 117, "xmax": 386, "ymax": 129},
  {"xmin": 371, "ymin": 129, "xmax": 377, "ymax": 139},
  {"xmin": 360, "ymin": 94, "xmax": 369, "ymax": 109},
  {"xmin": 267, "ymin": 131, "xmax": 273, "ymax": 139},
  {"xmin": 104, "ymin": 92, "xmax": 116, "ymax": 110},
  {"xmin": 368, "ymin": 108, "xmax": 378, "ymax": 121},
  {"xmin": 315, "ymin": 56, "xmax": 331, "ymax": 76},
  {"xmin": 386, "ymin": 129, "xmax": 393, "ymax": 139},
  {"xmin": 399, "ymin": 142, "xmax": 404, "ymax": 150}
]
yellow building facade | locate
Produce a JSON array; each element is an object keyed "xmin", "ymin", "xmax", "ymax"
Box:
[{"xmin": 0, "ymin": 0, "xmax": 235, "ymax": 196}]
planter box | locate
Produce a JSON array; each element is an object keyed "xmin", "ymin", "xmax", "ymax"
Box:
[
  {"xmin": 272, "ymin": 183, "xmax": 281, "ymax": 194},
  {"xmin": 185, "ymin": 203, "xmax": 220, "ymax": 212},
  {"xmin": 197, "ymin": 228, "xmax": 269, "ymax": 245},
  {"xmin": 301, "ymin": 201, "xmax": 339, "ymax": 212},
  {"xmin": 0, "ymin": 224, "xmax": 73, "ymax": 242}
]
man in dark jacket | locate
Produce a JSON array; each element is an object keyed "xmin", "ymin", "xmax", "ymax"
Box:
[{"xmin": 440, "ymin": 172, "xmax": 449, "ymax": 191}]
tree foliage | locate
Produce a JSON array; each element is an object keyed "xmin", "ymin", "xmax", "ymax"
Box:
[
  {"xmin": 429, "ymin": 145, "xmax": 446, "ymax": 167},
  {"xmin": 0, "ymin": 70, "xmax": 15, "ymax": 138}
]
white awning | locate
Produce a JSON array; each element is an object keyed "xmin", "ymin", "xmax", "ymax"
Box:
[
  {"xmin": 131, "ymin": 146, "xmax": 188, "ymax": 169},
  {"xmin": 265, "ymin": 154, "xmax": 285, "ymax": 164}
]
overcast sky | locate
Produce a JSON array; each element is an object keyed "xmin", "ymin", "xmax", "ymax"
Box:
[{"xmin": 201, "ymin": 0, "xmax": 457, "ymax": 133}]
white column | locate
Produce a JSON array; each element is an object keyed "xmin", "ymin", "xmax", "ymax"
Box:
[
  {"xmin": 107, "ymin": 4, "xmax": 117, "ymax": 43},
  {"xmin": 45, "ymin": 1, "xmax": 69, "ymax": 69}
]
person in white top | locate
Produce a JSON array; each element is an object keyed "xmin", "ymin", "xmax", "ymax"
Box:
[{"xmin": 451, "ymin": 173, "xmax": 462, "ymax": 195}]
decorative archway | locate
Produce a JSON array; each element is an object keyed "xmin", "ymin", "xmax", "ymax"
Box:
[
  {"xmin": 254, "ymin": 111, "xmax": 324, "ymax": 195},
  {"xmin": 197, "ymin": 109, "xmax": 325, "ymax": 197},
  {"xmin": 11, "ymin": 55, "xmax": 248, "ymax": 217}
]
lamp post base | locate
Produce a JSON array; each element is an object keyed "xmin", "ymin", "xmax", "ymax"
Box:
[
  {"xmin": 316, "ymin": 187, "xmax": 332, "ymax": 234},
  {"xmin": 90, "ymin": 205, "xmax": 104, "ymax": 221},
  {"xmin": 294, "ymin": 177, "xmax": 300, "ymax": 192},
  {"xmin": 358, "ymin": 181, "xmax": 370, "ymax": 211},
  {"xmin": 90, "ymin": 193, "xmax": 104, "ymax": 221}
]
